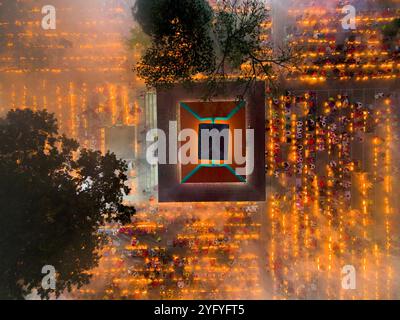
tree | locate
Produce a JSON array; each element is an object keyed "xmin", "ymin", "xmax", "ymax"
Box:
[
  {"xmin": 133, "ymin": 0, "xmax": 216, "ymax": 88},
  {"xmin": 207, "ymin": 0, "xmax": 295, "ymax": 97},
  {"xmin": 126, "ymin": 27, "xmax": 151, "ymax": 52},
  {"xmin": 132, "ymin": 0, "xmax": 295, "ymax": 97},
  {"xmin": 382, "ymin": 18, "xmax": 400, "ymax": 41},
  {"xmin": 0, "ymin": 109, "xmax": 135, "ymax": 300}
]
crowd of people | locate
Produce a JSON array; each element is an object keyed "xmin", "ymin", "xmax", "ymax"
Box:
[
  {"xmin": 285, "ymin": 1, "xmax": 400, "ymax": 81},
  {"xmin": 75, "ymin": 204, "xmax": 264, "ymax": 300},
  {"xmin": 265, "ymin": 90, "xmax": 398, "ymax": 299}
]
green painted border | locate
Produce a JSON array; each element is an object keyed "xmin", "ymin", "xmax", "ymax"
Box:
[
  {"xmin": 181, "ymin": 164, "xmax": 246, "ymax": 184},
  {"xmin": 180, "ymin": 101, "xmax": 245, "ymax": 123},
  {"xmin": 179, "ymin": 101, "xmax": 247, "ymax": 184}
]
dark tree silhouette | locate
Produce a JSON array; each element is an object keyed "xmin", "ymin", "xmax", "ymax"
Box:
[
  {"xmin": 133, "ymin": 0, "xmax": 216, "ymax": 88},
  {"xmin": 132, "ymin": 0, "xmax": 295, "ymax": 96},
  {"xmin": 382, "ymin": 18, "xmax": 400, "ymax": 42},
  {"xmin": 0, "ymin": 109, "xmax": 135, "ymax": 300}
]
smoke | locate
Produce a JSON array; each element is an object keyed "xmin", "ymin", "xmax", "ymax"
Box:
[{"xmin": 4, "ymin": 0, "xmax": 399, "ymax": 300}]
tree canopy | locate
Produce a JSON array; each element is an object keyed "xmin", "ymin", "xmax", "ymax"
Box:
[
  {"xmin": 133, "ymin": 0, "xmax": 216, "ymax": 87},
  {"xmin": 0, "ymin": 109, "xmax": 135, "ymax": 299},
  {"xmin": 382, "ymin": 18, "xmax": 400, "ymax": 41},
  {"xmin": 132, "ymin": 0, "xmax": 295, "ymax": 95}
]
